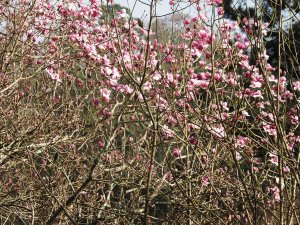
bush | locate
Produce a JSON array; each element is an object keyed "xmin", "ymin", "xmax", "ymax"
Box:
[{"xmin": 0, "ymin": 0, "xmax": 299, "ymax": 224}]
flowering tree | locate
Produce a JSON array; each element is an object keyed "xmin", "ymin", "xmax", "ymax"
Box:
[{"xmin": 0, "ymin": 0, "xmax": 299, "ymax": 224}]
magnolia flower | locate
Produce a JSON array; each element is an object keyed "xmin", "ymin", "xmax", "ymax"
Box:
[
  {"xmin": 173, "ymin": 148, "xmax": 181, "ymax": 157},
  {"xmin": 118, "ymin": 9, "xmax": 127, "ymax": 18},
  {"xmin": 184, "ymin": 19, "xmax": 191, "ymax": 25},
  {"xmin": 45, "ymin": 68, "xmax": 61, "ymax": 82},
  {"xmin": 269, "ymin": 153, "xmax": 278, "ymax": 166},
  {"xmin": 235, "ymin": 151, "xmax": 242, "ymax": 160},
  {"xmin": 201, "ymin": 176, "xmax": 209, "ymax": 187},
  {"xmin": 142, "ymin": 81, "xmax": 152, "ymax": 91},
  {"xmin": 217, "ymin": 7, "xmax": 224, "ymax": 15},
  {"xmin": 293, "ymin": 81, "xmax": 300, "ymax": 91},
  {"xmin": 162, "ymin": 125, "xmax": 175, "ymax": 138},
  {"xmin": 169, "ymin": 0, "xmax": 176, "ymax": 5},
  {"xmin": 100, "ymin": 88, "xmax": 111, "ymax": 103},
  {"xmin": 153, "ymin": 72, "xmax": 161, "ymax": 81}
]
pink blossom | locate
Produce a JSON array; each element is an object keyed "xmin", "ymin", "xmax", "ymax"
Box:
[
  {"xmin": 104, "ymin": 67, "xmax": 112, "ymax": 76},
  {"xmin": 162, "ymin": 125, "xmax": 175, "ymax": 138},
  {"xmin": 266, "ymin": 64, "xmax": 275, "ymax": 71},
  {"xmin": 166, "ymin": 73, "xmax": 174, "ymax": 82},
  {"xmin": 45, "ymin": 68, "xmax": 61, "ymax": 82},
  {"xmin": 169, "ymin": 0, "xmax": 176, "ymax": 5},
  {"xmin": 19, "ymin": 91, "xmax": 25, "ymax": 98},
  {"xmin": 250, "ymin": 81, "xmax": 262, "ymax": 88},
  {"xmin": 269, "ymin": 153, "xmax": 278, "ymax": 166},
  {"xmin": 284, "ymin": 166, "xmax": 290, "ymax": 173},
  {"xmin": 220, "ymin": 102, "xmax": 229, "ymax": 111},
  {"xmin": 142, "ymin": 81, "xmax": 152, "ymax": 91},
  {"xmin": 53, "ymin": 96, "xmax": 60, "ymax": 104},
  {"xmin": 189, "ymin": 135, "xmax": 198, "ymax": 145},
  {"xmin": 236, "ymin": 136, "xmax": 249, "ymax": 147},
  {"xmin": 189, "ymin": 79, "xmax": 209, "ymax": 89},
  {"xmin": 256, "ymin": 102, "xmax": 265, "ymax": 109},
  {"xmin": 92, "ymin": 98, "xmax": 100, "ymax": 107},
  {"xmin": 173, "ymin": 148, "xmax": 181, "ymax": 157},
  {"xmin": 235, "ymin": 151, "xmax": 242, "ymax": 160},
  {"xmin": 118, "ymin": 9, "xmax": 127, "ymax": 18},
  {"xmin": 166, "ymin": 172, "xmax": 173, "ymax": 181},
  {"xmin": 270, "ymin": 186, "xmax": 280, "ymax": 202},
  {"xmin": 201, "ymin": 176, "xmax": 209, "ymax": 187},
  {"xmin": 292, "ymin": 81, "xmax": 300, "ymax": 91},
  {"xmin": 122, "ymin": 85, "xmax": 133, "ymax": 94},
  {"xmin": 268, "ymin": 75, "xmax": 278, "ymax": 83},
  {"xmin": 263, "ymin": 123, "xmax": 277, "ymax": 136},
  {"xmin": 252, "ymin": 90, "xmax": 263, "ymax": 99},
  {"xmin": 98, "ymin": 140, "xmax": 105, "ymax": 148},
  {"xmin": 242, "ymin": 110, "xmax": 250, "ymax": 117},
  {"xmin": 236, "ymin": 42, "xmax": 246, "ymax": 50},
  {"xmin": 100, "ymin": 88, "xmax": 111, "ymax": 103},
  {"xmin": 153, "ymin": 72, "xmax": 161, "ymax": 81},
  {"xmin": 184, "ymin": 19, "xmax": 191, "ymax": 25},
  {"xmin": 192, "ymin": 16, "xmax": 198, "ymax": 23},
  {"xmin": 208, "ymin": 125, "xmax": 226, "ymax": 138},
  {"xmin": 283, "ymin": 91, "xmax": 293, "ymax": 100},
  {"xmin": 217, "ymin": 7, "xmax": 224, "ymax": 15}
]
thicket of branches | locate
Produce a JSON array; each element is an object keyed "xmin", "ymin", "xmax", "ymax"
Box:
[
  {"xmin": 223, "ymin": 0, "xmax": 300, "ymax": 80},
  {"xmin": 0, "ymin": 0, "xmax": 299, "ymax": 224}
]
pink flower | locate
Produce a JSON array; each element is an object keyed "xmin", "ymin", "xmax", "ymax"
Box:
[
  {"xmin": 166, "ymin": 172, "xmax": 173, "ymax": 181},
  {"xmin": 235, "ymin": 151, "xmax": 242, "ymax": 160},
  {"xmin": 169, "ymin": 0, "xmax": 176, "ymax": 5},
  {"xmin": 53, "ymin": 96, "xmax": 60, "ymax": 104},
  {"xmin": 123, "ymin": 85, "xmax": 133, "ymax": 94},
  {"xmin": 98, "ymin": 139, "xmax": 105, "ymax": 148},
  {"xmin": 45, "ymin": 68, "xmax": 61, "ymax": 82},
  {"xmin": 100, "ymin": 88, "xmax": 111, "ymax": 103},
  {"xmin": 252, "ymin": 90, "xmax": 263, "ymax": 99},
  {"xmin": 236, "ymin": 42, "xmax": 246, "ymax": 49},
  {"xmin": 184, "ymin": 19, "xmax": 191, "ymax": 25},
  {"xmin": 118, "ymin": 9, "xmax": 127, "ymax": 18},
  {"xmin": 142, "ymin": 81, "xmax": 152, "ymax": 91},
  {"xmin": 283, "ymin": 91, "xmax": 293, "ymax": 100},
  {"xmin": 162, "ymin": 125, "xmax": 175, "ymax": 138},
  {"xmin": 270, "ymin": 186, "xmax": 280, "ymax": 202},
  {"xmin": 166, "ymin": 73, "xmax": 174, "ymax": 82},
  {"xmin": 292, "ymin": 81, "xmax": 300, "ymax": 91},
  {"xmin": 217, "ymin": 7, "xmax": 224, "ymax": 15},
  {"xmin": 269, "ymin": 153, "xmax": 278, "ymax": 166},
  {"xmin": 201, "ymin": 176, "xmax": 209, "ymax": 187},
  {"xmin": 189, "ymin": 135, "xmax": 198, "ymax": 145},
  {"xmin": 250, "ymin": 81, "xmax": 262, "ymax": 88},
  {"xmin": 284, "ymin": 166, "xmax": 290, "ymax": 173},
  {"xmin": 256, "ymin": 102, "xmax": 264, "ymax": 109},
  {"xmin": 236, "ymin": 136, "xmax": 249, "ymax": 147},
  {"xmin": 90, "ymin": 9, "xmax": 100, "ymax": 18},
  {"xmin": 173, "ymin": 148, "xmax": 181, "ymax": 157},
  {"xmin": 263, "ymin": 123, "xmax": 277, "ymax": 136},
  {"xmin": 153, "ymin": 72, "xmax": 161, "ymax": 81},
  {"xmin": 208, "ymin": 126, "xmax": 226, "ymax": 138},
  {"xmin": 192, "ymin": 16, "xmax": 198, "ymax": 23},
  {"xmin": 220, "ymin": 102, "xmax": 229, "ymax": 111},
  {"xmin": 92, "ymin": 98, "xmax": 100, "ymax": 107}
]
